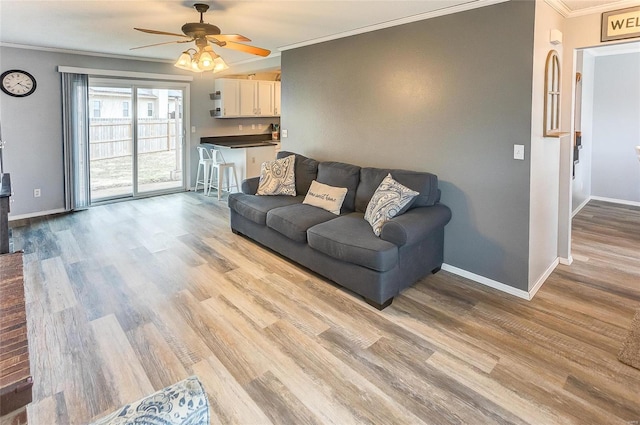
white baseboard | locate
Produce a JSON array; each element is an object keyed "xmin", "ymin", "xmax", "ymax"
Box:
[
  {"xmin": 559, "ymin": 256, "xmax": 573, "ymax": 265},
  {"xmin": 572, "ymin": 197, "xmax": 591, "ymax": 217},
  {"xmin": 441, "ymin": 260, "xmax": 558, "ymax": 301},
  {"xmin": 441, "ymin": 263, "xmax": 531, "ymax": 300},
  {"xmin": 590, "ymin": 196, "xmax": 640, "ymax": 207},
  {"xmin": 9, "ymin": 208, "xmax": 66, "ymax": 221},
  {"xmin": 529, "ymin": 258, "xmax": 559, "ymax": 299}
]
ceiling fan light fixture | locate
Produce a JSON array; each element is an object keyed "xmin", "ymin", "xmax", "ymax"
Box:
[
  {"xmin": 174, "ymin": 50, "xmax": 195, "ymax": 71},
  {"xmin": 212, "ymin": 56, "xmax": 229, "ymax": 73},
  {"xmin": 190, "ymin": 59, "xmax": 204, "ymax": 73},
  {"xmin": 198, "ymin": 50, "xmax": 215, "ymax": 71},
  {"xmin": 134, "ymin": 3, "xmax": 270, "ymax": 74}
]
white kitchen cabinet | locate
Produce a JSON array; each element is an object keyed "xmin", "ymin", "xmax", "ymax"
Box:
[
  {"xmin": 212, "ymin": 79, "xmax": 280, "ymax": 118},
  {"xmin": 240, "ymin": 80, "xmax": 275, "ymax": 116},
  {"xmin": 274, "ymin": 81, "xmax": 281, "ymax": 116},
  {"xmin": 211, "ymin": 79, "xmax": 240, "ymax": 117},
  {"xmin": 257, "ymin": 81, "xmax": 275, "ymax": 116},
  {"xmin": 239, "ymin": 80, "xmax": 255, "ymax": 116}
]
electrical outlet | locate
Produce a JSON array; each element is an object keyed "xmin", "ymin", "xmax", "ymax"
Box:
[
  {"xmin": 282, "ymin": 129, "xmax": 288, "ymax": 138},
  {"xmin": 252, "ymin": 124, "xmax": 256, "ymax": 130},
  {"xmin": 191, "ymin": 126, "xmax": 196, "ymax": 133},
  {"xmin": 34, "ymin": 188, "xmax": 41, "ymax": 198},
  {"xmin": 514, "ymin": 145, "xmax": 525, "ymax": 160},
  {"xmin": 239, "ymin": 124, "xmax": 243, "ymax": 131},
  {"xmin": 258, "ymin": 124, "xmax": 262, "ymax": 130}
]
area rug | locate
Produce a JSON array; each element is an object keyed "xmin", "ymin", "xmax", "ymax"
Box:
[
  {"xmin": 90, "ymin": 376, "xmax": 209, "ymax": 425},
  {"xmin": 618, "ymin": 310, "xmax": 640, "ymax": 370}
]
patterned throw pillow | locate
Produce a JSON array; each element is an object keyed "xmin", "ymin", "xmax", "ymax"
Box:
[
  {"xmin": 303, "ymin": 180, "xmax": 348, "ymax": 215},
  {"xmin": 256, "ymin": 154, "xmax": 296, "ymax": 196},
  {"xmin": 364, "ymin": 173, "xmax": 419, "ymax": 236}
]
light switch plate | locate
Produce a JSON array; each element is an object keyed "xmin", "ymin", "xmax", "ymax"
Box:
[{"xmin": 514, "ymin": 145, "xmax": 525, "ymax": 160}]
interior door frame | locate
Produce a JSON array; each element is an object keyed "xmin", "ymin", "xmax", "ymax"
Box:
[{"xmin": 88, "ymin": 77, "xmax": 191, "ymax": 203}]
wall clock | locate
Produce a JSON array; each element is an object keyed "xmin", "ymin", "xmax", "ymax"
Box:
[{"xmin": 1, "ymin": 70, "xmax": 37, "ymax": 97}]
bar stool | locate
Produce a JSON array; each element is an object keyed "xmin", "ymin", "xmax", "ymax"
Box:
[
  {"xmin": 195, "ymin": 146, "xmax": 215, "ymax": 193},
  {"xmin": 207, "ymin": 148, "xmax": 239, "ymax": 200}
]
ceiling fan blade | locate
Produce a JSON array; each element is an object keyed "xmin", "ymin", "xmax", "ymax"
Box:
[
  {"xmin": 130, "ymin": 39, "xmax": 189, "ymax": 50},
  {"xmin": 208, "ymin": 34, "xmax": 251, "ymax": 43},
  {"xmin": 134, "ymin": 28, "xmax": 189, "ymax": 38},
  {"xmin": 214, "ymin": 40, "xmax": 271, "ymax": 57}
]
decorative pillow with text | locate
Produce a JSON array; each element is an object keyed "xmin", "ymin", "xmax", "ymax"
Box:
[
  {"xmin": 364, "ymin": 173, "xmax": 419, "ymax": 236},
  {"xmin": 256, "ymin": 154, "xmax": 296, "ymax": 196},
  {"xmin": 303, "ymin": 180, "xmax": 348, "ymax": 215}
]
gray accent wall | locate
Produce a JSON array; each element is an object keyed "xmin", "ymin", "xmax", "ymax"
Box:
[
  {"xmin": 281, "ymin": 1, "xmax": 535, "ymax": 290},
  {"xmin": 0, "ymin": 46, "xmax": 277, "ymax": 217},
  {"xmin": 591, "ymin": 52, "xmax": 640, "ymax": 202}
]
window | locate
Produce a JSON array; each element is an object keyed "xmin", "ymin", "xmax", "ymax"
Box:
[
  {"xmin": 147, "ymin": 102, "xmax": 153, "ymax": 117},
  {"xmin": 123, "ymin": 101, "xmax": 129, "ymax": 117},
  {"xmin": 92, "ymin": 100, "xmax": 101, "ymax": 118}
]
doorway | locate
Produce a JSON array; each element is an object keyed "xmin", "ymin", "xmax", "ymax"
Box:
[
  {"xmin": 88, "ymin": 79, "xmax": 186, "ymax": 203},
  {"xmin": 571, "ymin": 42, "xmax": 640, "ymax": 215}
]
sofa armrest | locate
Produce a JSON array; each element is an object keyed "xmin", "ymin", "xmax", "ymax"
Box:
[
  {"xmin": 380, "ymin": 204, "xmax": 452, "ymax": 247},
  {"xmin": 242, "ymin": 177, "xmax": 260, "ymax": 194}
]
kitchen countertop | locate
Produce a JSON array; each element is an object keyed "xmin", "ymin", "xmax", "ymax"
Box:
[{"xmin": 201, "ymin": 134, "xmax": 279, "ymax": 149}]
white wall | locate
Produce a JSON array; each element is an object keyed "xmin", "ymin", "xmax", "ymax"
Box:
[
  {"xmin": 572, "ymin": 51, "xmax": 594, "ymax": 212},
  {"xmin": 528, "ymin": 0, "xmax": 566, "ymax": 289},
  {"xmin": 591, "ymin": 52, "xmax": 640, "ymax": 202}
]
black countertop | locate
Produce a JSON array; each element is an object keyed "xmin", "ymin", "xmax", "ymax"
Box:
[
  {"xmin": 201, "ymin": 134, "xmax": 279, "ymax": 149},
  {"xmin": 0, "ymin": 174, "xmax": 10, "ymax": 198}
]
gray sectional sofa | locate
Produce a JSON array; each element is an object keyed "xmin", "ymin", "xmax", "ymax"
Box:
[{"xmin": 228, "ymin": 151, "xmax": 452, "ymax": 309}]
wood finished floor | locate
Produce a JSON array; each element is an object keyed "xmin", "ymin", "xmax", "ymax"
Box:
[{"xmin": 9, "ymin": 195, "xmax": 640, "ymax": 425}]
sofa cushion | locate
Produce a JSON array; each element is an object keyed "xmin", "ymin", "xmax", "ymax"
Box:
[
  {"xmin": 228, "ymin": 193, "xmax": 304, "ymax": 225},
  {"xmin": 391, "ymin": 169, "xmax": 439, "ymax": 208},
  {"xmin": 256, "ymin": 154, "xmax": 296, "ymax": 196},
  {"xmin": 267, "ymin": 204, "xmax": 338, "ymax": 243},
  {"xmin": 355, "ymin": 167, "xmax": 439, "ymax": 212},
  {"xmin": 355, "ymin": 168, "xmax": 391, "ymax": 212},
  {"xmin": 277, "ymin": 151, "xmax": 319, "ymax": 195},
  {"xmin": 307, "ymin": 213, "xmax": 398, "ymax": 272},
  {"xmin": 317, "ymin": 161, "xmax": 361, "ymax": 213}
]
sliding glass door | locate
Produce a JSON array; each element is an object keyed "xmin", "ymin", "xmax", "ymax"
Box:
[{"xmin": 89, "ymin": 79, "xmax": 186, "ymax": 202}]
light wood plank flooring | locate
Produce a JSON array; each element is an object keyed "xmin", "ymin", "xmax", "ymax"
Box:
[{"xmin": 9, "ymin": 195, "xmax": 640, "ymax": 424}]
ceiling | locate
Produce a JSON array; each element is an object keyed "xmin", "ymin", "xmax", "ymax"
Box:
[
  {"xmin": 3, "ymin": 1, "xmax": 638, "ymax": 72},
  {"xmin": 0, "ymin": 0, "xmax": 495, "ymax": 70}
]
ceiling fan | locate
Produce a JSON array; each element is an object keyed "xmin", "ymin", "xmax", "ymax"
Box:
[{"xmin": 131, "ymin": 3, "xmax": 271, "ymax": 73}]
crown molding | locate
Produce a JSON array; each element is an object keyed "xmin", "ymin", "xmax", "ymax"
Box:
[
  {"xmin": 544, "ymin": 0, "xmax": 572, "ymax": 17},
  {"xmin": 0, "ymin": 41, "xmax": 280, "ymax": 73},
  {"xmin": 545, "ymin": 0, "xmax": 640, "ymax": 18},
  {"xmin": 279, "ymin": 0, "xmax": 509, "ymax": 52},
  {"xmin": 0, "ymin": 42, "xmax": 176, "ymax": 64}
]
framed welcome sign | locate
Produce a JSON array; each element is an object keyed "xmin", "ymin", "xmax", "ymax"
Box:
[{"xmin": 601, "ymin": 6, "xmax": 640, "ymax": 42}]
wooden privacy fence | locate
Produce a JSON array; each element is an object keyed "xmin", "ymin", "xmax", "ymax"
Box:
[{"xmin": 89, "ymin": 118, "xmax": 181, "ymax": 160}]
